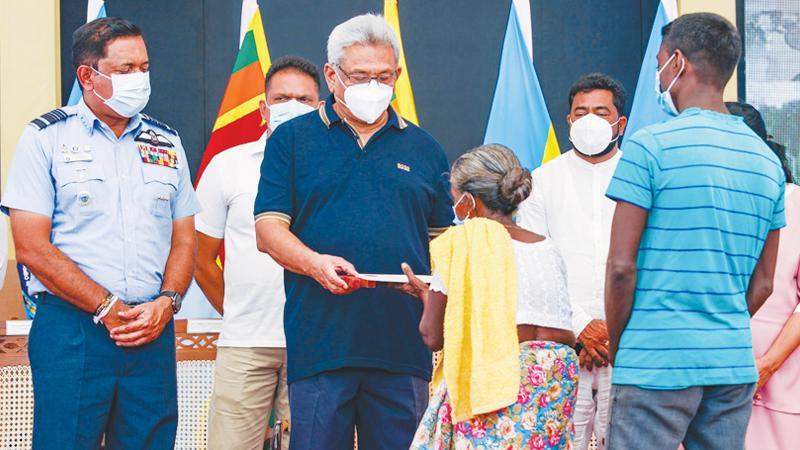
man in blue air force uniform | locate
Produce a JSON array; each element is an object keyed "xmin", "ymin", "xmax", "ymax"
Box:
[{"xmin": 1, "ymin": 17, "xmax": 199, "ymax": 450}]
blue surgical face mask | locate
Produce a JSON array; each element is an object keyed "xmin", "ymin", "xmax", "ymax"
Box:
[
  {"xmin": 654, "ymin": 53, "xmax": 685, "ymax": 117},
  {"xmin": 452, "ymin": 192, "xmax": 472, "ymax": 224}
]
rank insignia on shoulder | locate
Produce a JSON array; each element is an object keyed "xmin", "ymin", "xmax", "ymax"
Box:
[
  {"xmin": 135, "ymin": 129, "xmax": 174, "ymax": 148},
  {"xmin": 138, "ymin": 144, "xmax": 178, "ymax": 169},
  {"xmin": 140, "ymin": 114, "xmax": 178, "ymax": 136},
  {"xmin": 29, "ymin": 108, "xmax": 75, "ymax": 130}
]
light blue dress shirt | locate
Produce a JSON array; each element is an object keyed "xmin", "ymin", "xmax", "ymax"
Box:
[{"xmin": 1, "ymin": 98, "xmax": 200, "ymax": 303}]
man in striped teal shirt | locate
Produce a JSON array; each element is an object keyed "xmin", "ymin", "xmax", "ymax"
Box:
[{"xmin": 604, "ymin": 13, "xmax": 785, "ymax": 450}]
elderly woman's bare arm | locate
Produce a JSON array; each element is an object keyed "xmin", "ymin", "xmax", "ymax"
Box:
[
  {"xmin": 400, "ymin": 262, "xmax": 446, "ymax": 351},
  {"xmin": 419, "ymin": 291, "xmax": 447, "ymax": 352}
]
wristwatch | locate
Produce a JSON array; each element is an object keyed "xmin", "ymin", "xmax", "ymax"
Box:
[{"xmin": 159, "ymin": 290, "xmax": 182, "ymax": 314}]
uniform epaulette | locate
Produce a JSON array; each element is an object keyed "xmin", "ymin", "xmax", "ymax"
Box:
[
  {"xmin": 29, "ymin": 108, "xmax": 75, "ymax": 131},
  {"xmin": 140, "ymin": 113, "xmax": 178, "ymax": 135}
]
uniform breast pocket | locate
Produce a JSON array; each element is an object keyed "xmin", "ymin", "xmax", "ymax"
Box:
[
  {"xmin": 141, "ymin": 164, "xmax": 179, "ymax": 219},
  {"xmin": 56, "ymin": 164, "xmax": 106, "ymax": 216}
]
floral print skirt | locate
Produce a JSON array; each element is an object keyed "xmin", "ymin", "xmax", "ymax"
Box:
[{"xmin": 410, "ymin": 341, "xmax": 579, "ymax": 450}]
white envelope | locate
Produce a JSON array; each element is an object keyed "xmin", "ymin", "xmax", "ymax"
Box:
[{"xmin": 357, "ymin": 274, "xmax": 433, "ymax": 284}]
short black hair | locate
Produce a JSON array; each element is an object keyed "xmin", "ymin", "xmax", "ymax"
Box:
[
  {"xmin": 726, "ymin": 101, "xmax": 794, "ymax": 184},
  {"xmin": 661, "ymin": 13, "xmax": 741, "ymax": 88},
  {"xmin": 265, "ymin": 56, "xmax": 321, "ymax": 94},
  {"xmin": 72, "ymin": 17, "xmax": 143, "ymax": 72},
  {"xmin": 568, "ymin": 73, "xmax": 626, "ymax": 116},
  {"xmin": 767, "ymin": 139, "xmax": 795, "ymax": 184},
  {"xmin": 725, "ymin": 101, "xmax": 768, "ymax": 142}
]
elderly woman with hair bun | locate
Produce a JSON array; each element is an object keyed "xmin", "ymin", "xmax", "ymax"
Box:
[{"xmin": 402, "ymin": 144, "xmax": 578, "ymax": 449}]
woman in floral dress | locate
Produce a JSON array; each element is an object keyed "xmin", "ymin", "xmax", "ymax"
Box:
[{"xmin": 402, "ymin": 144, "xmax": 578, "ymax": 449}]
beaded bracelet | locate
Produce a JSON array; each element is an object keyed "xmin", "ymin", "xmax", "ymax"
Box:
[{"xmin": 93, "ymin": 294, "xmax": 119, "ymax": 324}]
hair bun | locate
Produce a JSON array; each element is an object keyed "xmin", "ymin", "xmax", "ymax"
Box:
[{"xmin": 500, "ymin": 166, "xmax": 532, "ymax": 208}]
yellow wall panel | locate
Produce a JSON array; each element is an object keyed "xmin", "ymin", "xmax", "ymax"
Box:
[
  {"xmin": 0, "ymin": 0, "xmax": 61, "ymax": 261},
  {"xmin": 0, "ymin": 0, "xmax": 60, "ymax": 315}
]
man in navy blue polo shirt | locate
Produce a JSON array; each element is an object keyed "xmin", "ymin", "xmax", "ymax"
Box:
[{"xmin": 254, "ymin": 13, "xmax": 453, "ymax": 450}]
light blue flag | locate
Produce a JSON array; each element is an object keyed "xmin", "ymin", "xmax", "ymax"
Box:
[
  {"xmin": 625, "ymin": 0, "xmax": 678, "ymax": 137},
  {"xmin": 66, "ymin": 0, "xmax": 107, "ymax": 105},
  {"xmin": 484, "ymin": 0, "xmax": 559, "ymax": 171}
]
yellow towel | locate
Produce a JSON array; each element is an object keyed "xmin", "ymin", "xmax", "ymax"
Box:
[{"xmin": 430, "ymin": 217, "xmax": 520, "ymax": 422}]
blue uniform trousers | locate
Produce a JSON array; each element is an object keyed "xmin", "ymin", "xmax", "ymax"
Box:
[{"xmin": 29, "ymin": 294, "xmax": 177, "ymax": 450}]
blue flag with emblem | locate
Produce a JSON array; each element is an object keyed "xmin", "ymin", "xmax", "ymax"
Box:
[
  {"xmin": 67, "ymin": 0, "xmax": 107, "ymax": 106},
  {"xmin": 625, "ymin": 0, "xmax": 678, "ymax": 138}
]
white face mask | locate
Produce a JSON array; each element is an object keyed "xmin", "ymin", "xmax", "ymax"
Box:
[
  {"xmin": 654, "ymin": 53, "xmax": 685, "ymax": 117},
  {"xmin": 334, "ymin": 70, "xmax": 393, "ymax": 124},
  {"xmin": 91, "ymin": 68, "xmax": 151, "ymax": 118},
  {"xmin": 267, "ymin": 99, "xmax": 315, "ymax": 131},
  {"xmin": 569, "ymin": 113, "xmax": 620, "ymax": 156}
]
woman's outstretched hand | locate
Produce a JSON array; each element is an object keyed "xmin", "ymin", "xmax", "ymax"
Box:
[{"xmin": 391, "ymin": 262, "xmax": 430, "ymax": 302}]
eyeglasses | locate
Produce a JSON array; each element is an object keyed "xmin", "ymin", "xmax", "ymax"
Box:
[{"xmin": 335, "ymin": 65, "xmax": 397, "ymax": 85}]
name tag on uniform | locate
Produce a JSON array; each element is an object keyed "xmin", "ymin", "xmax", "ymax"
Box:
[
  {"xmin": 63, "ymin": 153, "xmax": 93, "ymax": 163},
  {"xmin": 138, "ymin": 144, "xmax": 178, "ymax": 169}
]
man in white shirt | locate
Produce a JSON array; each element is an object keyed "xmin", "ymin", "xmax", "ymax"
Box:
[
  {"xmin": 195, "ymin": 55, "xmax": 321, "ymax": 450},
  {"xmin": 517, "ymin": 73, "xmax": 627, "ymax": 450}
]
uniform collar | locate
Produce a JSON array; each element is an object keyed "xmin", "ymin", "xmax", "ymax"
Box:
[
  {"xmin": 76, "ymin": 96, "xmax": 142, "ymax": 137},
  {"xmin": 318, "ymin": 94, "xmax": 408, "ymax": 131}
]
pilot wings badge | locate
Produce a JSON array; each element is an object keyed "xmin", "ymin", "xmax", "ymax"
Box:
[{"xmin": 134, "ymin": 129, "xmax": 175, "ymax": 148}]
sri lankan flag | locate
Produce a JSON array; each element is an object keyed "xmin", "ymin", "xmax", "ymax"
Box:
[
  {"xmin": 196, "ymin": 0, "xmax": 271, "ymax": 182},
  {"xmin": 383, "ymin": 0, "xmax": 418, "ymax": 125}
]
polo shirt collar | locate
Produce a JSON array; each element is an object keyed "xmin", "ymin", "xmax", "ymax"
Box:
[{"xmin": 319, "ymin": 94, "xmax": 408, "ymax": 131}]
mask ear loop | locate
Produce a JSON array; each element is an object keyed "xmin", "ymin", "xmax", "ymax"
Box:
[
  {"xmin": 664, "ymin": 54, "xmax": 686, "ymax": 93},
  {"xmin": 453, "ymin": 192, "xmax": 476, "ymax": 220},
  {"xmin": 464, "ymin": 193, "xmax": 476, "ymax": 219},
  {"xmin": 608, "ymin": 117, "xmax": 623, "ymax": 143},
  {"xmin": 332, "ymin": 67, "xmax": 351, "ymax": 109},
  {"xmin": 88, "ymin": 66, "xmax": 113, "ymax": 102}
]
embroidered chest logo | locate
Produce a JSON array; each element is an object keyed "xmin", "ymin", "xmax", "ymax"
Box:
[
  {"xmin": 397, "ymin": 162, "xmax": 411, "ymax": 172},
  {"xmin": 138, "ymin": 144, "xmax": 178, "ymax": 169}
]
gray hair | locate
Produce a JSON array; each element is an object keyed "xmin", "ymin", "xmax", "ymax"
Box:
[
  {"xmin": 451, "ymin": 144, "xmax": 532, "ymax": 215},
  {"xmin": 327, "ymin": 13, "xmax": 400, "ymax": 66}
]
